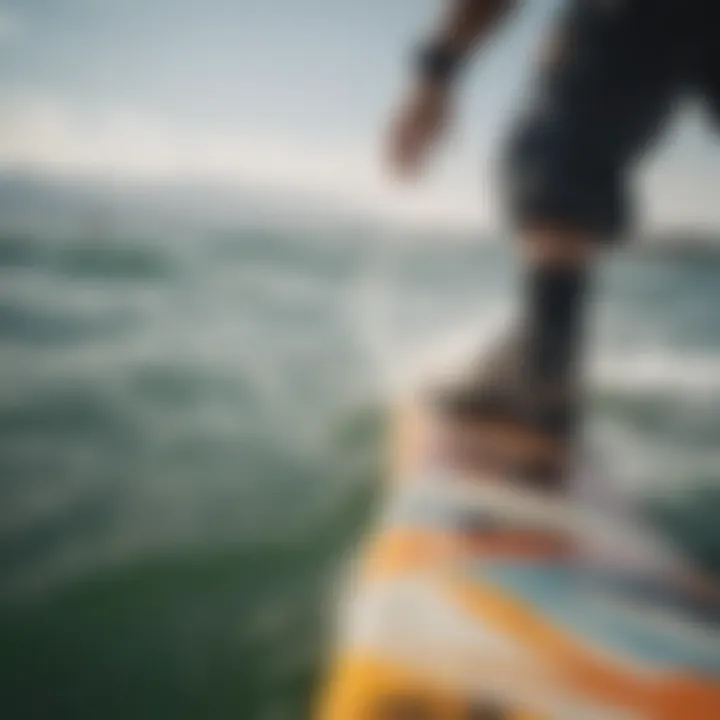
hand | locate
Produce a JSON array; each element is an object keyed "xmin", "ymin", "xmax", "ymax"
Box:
[{"xmin": 386, "ymin": 80, "xmax": 453, "ymax": 180}]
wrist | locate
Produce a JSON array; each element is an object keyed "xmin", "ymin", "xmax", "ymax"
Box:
[{"xmin": 414, "ymin": 41, "xmax": 466, "ymax": 85}]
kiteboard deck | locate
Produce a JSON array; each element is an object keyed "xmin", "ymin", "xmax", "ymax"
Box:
[{"xmin": 317, "ymin": 396, "xmax": 720, "ymax": 719}]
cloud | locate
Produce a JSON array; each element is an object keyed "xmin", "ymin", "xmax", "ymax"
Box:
[
  {"xmin": 0, "ymin": 96, "xmax": 488, "ymax": 230},
  {"xmin": 10, "ymin": 94, "xmax": 719, "ymax": 233}
]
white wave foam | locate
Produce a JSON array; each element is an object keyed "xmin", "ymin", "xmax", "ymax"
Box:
[
  {"xmin": 385, "ymin": 320, "xmax": 720, "ymax": 398},
  {"xmin": 593, "ymin": 352, "xmax": 720, "ymax": 396}
]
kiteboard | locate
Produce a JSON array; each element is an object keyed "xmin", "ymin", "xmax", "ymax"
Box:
[{"xmin": 316, "ymin": 365, "xmax": 720, "ymax": 719}]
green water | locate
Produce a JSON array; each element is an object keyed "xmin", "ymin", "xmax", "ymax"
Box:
[{"xmin": 1, "ymin": 226, "xmax": 719, "ymax": 719}]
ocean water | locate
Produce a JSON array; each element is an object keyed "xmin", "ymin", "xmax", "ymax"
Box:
[{"xmin": 0, "ymin": 223, "xmax": 719, "ymax": 719}]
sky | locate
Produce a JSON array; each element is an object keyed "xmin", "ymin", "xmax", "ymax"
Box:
[{"xmin": 1, "ymin": 0, "xmax": 720, "ymax": 231}]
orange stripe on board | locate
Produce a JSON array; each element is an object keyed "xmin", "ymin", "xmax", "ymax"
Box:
[
  {"xmin": 449, "ymin": 579, "xmax": 720, "ymax": 719},
  {"xmin": 361, "ymin": 530, "xmax": 457, "ymax": 581},
  {"xmin": 361, "ymin": 528, "xmax": 570, "ymax": 582}
]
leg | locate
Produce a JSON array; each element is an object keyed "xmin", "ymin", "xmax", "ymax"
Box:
[
  {"xmin": 519, "ymin": 225, "xmax": 596, "ymax": 435},
  {"xmin": 507, "ymin": 0, "xmax": 697, "ymax": 479},
  {"xmin": 693, "ymin": 3, "xmax": 720, "ymax": 134},
  {"xmin": 438, "ymin": 0, "xmax": 692, "ymax": 487}
]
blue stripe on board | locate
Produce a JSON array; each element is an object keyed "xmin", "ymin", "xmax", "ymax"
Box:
[{"xmin": 473, "ymin": 562, "xmax": 720, "ymax": 674}]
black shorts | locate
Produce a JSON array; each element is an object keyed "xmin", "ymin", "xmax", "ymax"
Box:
[{"xmin": 504, "ymin": 0, "xmax": 720, "ymax": 240}]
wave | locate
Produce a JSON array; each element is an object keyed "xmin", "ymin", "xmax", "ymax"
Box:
[{"xmin": 0, "ymin": 233, "xmax": 176, "ymax": 281}]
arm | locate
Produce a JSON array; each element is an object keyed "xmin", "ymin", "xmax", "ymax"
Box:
[
  {"xmin": 429, "ymin": 0, "xmax": 515, "ymax": 56},
  {"xmin": 387, "ymin": 0, "xmax": 516, "ymax": 178}
]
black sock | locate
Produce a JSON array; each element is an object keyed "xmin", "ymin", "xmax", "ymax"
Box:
[{"xmin": 522, "ymin": 264, "xmax": 588, "ymax": 436}]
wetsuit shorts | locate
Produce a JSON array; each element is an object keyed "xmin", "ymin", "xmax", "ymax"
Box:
[{"xmin": 504, "ymin": 0, "xmax": 720, "ymax": 241}]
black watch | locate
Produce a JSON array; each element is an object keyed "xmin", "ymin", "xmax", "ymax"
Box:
[{"xmin": 415, "ymin": 42, "xmax": 465, "ymax": 83}]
